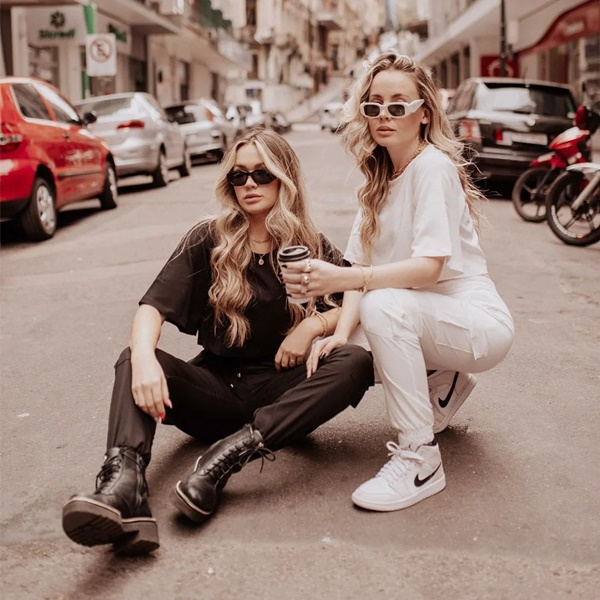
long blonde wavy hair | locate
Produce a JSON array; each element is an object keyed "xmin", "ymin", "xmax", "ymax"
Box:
[
  {"xmin": 195, "ymin": 127, "xmax": 327, "ymax": 347},
  {"xmin": 341, "ymin": 51, "xmax": 484, "ymax": 260}
]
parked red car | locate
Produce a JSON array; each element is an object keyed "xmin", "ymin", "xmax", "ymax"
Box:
[{"xmin": 0, "ymin": 77, "xmax": 117, "ymax": 241}]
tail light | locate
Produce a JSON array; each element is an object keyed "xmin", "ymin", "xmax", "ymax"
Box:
[
  {"xmin": 203, "ymin": 107, "xmax": 214, "ymax": 121},
  {"xmin": 117, "ymin": 120, "xmax": 145, "ymax": 129},
  {"xmin": 0, "ymin": 122, "xmax": 23, "ymax": 152},
  {"xmin": 458, "ymin": 119, "xmax": 481, "ymax": 143}
]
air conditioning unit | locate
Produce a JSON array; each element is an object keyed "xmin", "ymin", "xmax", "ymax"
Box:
[{"xmin": 159, "ymin": 0, "xmax": 185, "ymax": 16}]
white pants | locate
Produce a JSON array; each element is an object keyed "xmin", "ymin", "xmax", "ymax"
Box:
[{"xmin": 349, "ymin": 275, "xmax": 514, "ymax": 446}]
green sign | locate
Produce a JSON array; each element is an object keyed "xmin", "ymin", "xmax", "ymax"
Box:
[
  {"xmin": 108, "ymin": 23, "xmax": 127, "ymax": 43},
  {"xmin": 39, "ymin": 10, "xmax": 75, "ymax": 39}
]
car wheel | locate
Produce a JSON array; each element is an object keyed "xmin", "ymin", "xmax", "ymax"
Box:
[
  {"xmin": 178, "ymin": 148, "xmax": 191, "ymax": 177},
  {"xmin": 213, "ymin": 137, "xmax": 226, "ymax": 163},
  {"xmin": 152, "ymin": 149, "xmax": 169, "ymax": 188},
  {"xmin": 20, "ymin": 177, "xmax": 57, "ymax": 241},
  {"xmin": 99, "ymin": 162, "xmax": 118, "ymax": 210}
]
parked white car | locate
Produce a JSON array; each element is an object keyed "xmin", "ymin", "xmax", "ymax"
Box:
[
  {"xmin": 236, "ymin": 100, "xmax": 266, "ymax": 128},
  {"xmin": 320, "ymin": 102, "xmax": 344, "ymax": 132},
  {"xmin": 165, "ymin": 103, "xmax": 225, "ymax": 162}
]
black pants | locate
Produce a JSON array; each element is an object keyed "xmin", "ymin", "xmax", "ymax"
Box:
[{"xmin": 106, "ymin": 345, "xmax": 374, "ymax": 465}]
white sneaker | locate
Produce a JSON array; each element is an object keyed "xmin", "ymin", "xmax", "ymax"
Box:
[
  {"xmin": 352, "ymin": 442, "xmax": 446, "ymax": 511},
  {"xmin": 428, "ymin": 371, "xmax": 477, "ymax": 434}
]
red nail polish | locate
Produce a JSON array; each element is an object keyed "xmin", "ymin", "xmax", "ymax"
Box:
[{"xmin": 160, "ymin": 413, "xmax": 166, "ymax": 421}]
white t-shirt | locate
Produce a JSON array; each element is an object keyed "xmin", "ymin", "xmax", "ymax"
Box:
[{"xmin": 344, "ymin": 144, "xmax": 488, "ymax": 282}]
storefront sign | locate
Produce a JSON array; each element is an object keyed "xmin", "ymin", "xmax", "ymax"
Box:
[
  {"xmin": 480, "ymin": 55, "xmax": 520, "ymax": 78},
  {"xmin": 519, "ymin": 0, "xmax": 600, "ymax": 56},
  {"xmin": 25, "ymin": 6, "xmax": 87, "ymax": 46},
  {"xmin": 86, "ymin": 34, "xmax": 117, "ymax": 77},
  {"xmin": 96, "ymin": 13, "xmax": 132, "ymax": 55}
]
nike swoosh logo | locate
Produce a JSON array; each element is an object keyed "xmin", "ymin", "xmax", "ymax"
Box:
[
  {"xmin": 438, "ymin": 372, "xmax": 460, "ymax": 408},
  {"xmin": 414, "ymin": 464, "xmax": 441, "ymax": 487}
]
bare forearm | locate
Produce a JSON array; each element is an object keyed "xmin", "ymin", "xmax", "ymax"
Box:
[
  {"xmin": 334, "ymin": 257, "xmax": 443, "ymax": 292},
  {"xmin": 335, "ymin": 291, "xmax": 362, "ymax": 338},
  {"xmin": 129, "ymin": 304, "xmax": 165, "ymax": 358},
  {"xmin": 304, "ymin": 307, "xmax": 341, "ymax": 338},
  {"xmin": 368, "ymin": 257, "xmax": 443, "ymax": 289}
]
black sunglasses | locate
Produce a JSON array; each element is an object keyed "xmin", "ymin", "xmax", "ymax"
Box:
[{"xmin": 227, "ymin": 169, "xmax": 277, "ymax": 186}]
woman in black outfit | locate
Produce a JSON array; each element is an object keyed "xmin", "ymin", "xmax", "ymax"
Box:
[{"xmin": 61, "ymin": 127, "xmax": 374, "ymax": 556}]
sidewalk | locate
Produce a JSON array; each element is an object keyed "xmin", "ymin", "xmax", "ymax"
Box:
[{"xmin": 285, "ymin": 75, "xmax": 348, "ymax": 123}]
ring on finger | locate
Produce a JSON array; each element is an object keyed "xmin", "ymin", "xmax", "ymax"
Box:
[
  {"xmin": 305, "ymin": 259, "xmax": 312, "ymax": 273},
  {"xmin": 301, "ymin": 274, "xmax": 310, "ymax": 285}
]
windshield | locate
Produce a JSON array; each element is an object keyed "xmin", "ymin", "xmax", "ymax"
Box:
[
  {"xmin": 166, "ymin": 105, "xmax": 210, "ymax": 124},
  {"xmin": 76, "ymin": 96, "xmax": 138, "ymax": 118},
  {"xmin": 474, "ymin": 84, "xmax": 576, "ymax": 117}
]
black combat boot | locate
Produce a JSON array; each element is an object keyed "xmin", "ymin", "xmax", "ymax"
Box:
[
  {"xmin": 172, "ymin": 424, "xmax": 272, "ymax": 523},
  {"xmin": 62, "ymin": 447, "xmax": 159, "ymax": 556}
]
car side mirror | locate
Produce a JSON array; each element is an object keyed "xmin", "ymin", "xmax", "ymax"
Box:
[{"xmin": 83, "ymin": 111, "xmax": 97, "ymax": 125}]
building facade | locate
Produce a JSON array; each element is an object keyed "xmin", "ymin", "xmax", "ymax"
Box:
[
  {"xmin": 215, "ymin": 0, "xmax": 384, "ymax": 112},
  {"xmin": 0, "ymin": 0, "xmax": 249, "ymax": 106},
  {"xmin": 414, "ymin": 0, "xmax": 599, "ymax": 107}
]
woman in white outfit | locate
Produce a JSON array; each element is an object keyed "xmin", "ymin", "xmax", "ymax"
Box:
[{"xmin": 281, "ymin": 52, "xmax": 514, "ymax": 512}]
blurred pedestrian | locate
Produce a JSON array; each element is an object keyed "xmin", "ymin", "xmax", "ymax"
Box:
[
  {"xmin": 281, "ymin": 52, "xmax": 514, "ymax": 512},
  {"xmin": 61, "ymin": 127, "xmax": 374, "ymax": 555}
]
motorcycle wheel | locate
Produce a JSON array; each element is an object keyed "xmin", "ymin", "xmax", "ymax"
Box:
[
  {"xmin": 545, "ymin": 170, "xmax": 600, "ymax": 246},
  {"xmin": 512, "ymin": 166, "xmax": 554, "ymax": 222}
]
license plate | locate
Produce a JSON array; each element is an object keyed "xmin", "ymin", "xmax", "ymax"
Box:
[{"xmin": 509, "ymin": 132, "xmax": 548, "ymax": 146}]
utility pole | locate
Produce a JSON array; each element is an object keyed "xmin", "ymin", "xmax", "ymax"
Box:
[{"xmin": 499, "ymin": 0, "xmax": 506, "ymax": 76}]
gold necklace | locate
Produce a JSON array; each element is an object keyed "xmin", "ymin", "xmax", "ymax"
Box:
[
  {"xmin": 391, "ymin": 141, "xmax": 426, "ymax": 180},
  {"xmin": 256, "ymin": 251, "xmax": 270, "ymax": 266},
  {"xmin": 250, "ymin": 234, "xmax": 272, "ymax": 265}
]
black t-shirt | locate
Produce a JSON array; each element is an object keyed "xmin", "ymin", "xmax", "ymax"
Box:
[{"xmin": 140, "ymin": 221, "xmax": 346, "ymax": 359}]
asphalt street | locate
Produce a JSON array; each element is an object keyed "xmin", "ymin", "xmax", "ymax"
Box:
[{"xmin": 1, "ymin": 128, "xmax": 599, "ymax": 599}]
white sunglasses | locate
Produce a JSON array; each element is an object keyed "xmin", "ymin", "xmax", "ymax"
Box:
[{"xmin": 360, "ymin": 99, "xmax": 424, "ymax": 119}]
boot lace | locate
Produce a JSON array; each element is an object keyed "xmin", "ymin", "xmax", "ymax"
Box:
[
  {"xmin": 203, "ymin": 439, "xmax": 275, "ymax": 481},
  {"xmin": 95, "ymin": 454, "xmax": 122, "ymax": 489},
  {"xmin": 377, "ymin": 442, "xmax": 423, "ymax": 483}
]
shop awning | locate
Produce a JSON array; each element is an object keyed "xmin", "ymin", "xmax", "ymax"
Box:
[{"xmin": 94, "ymin": 0, "xmax": 182, "ymax": 35}]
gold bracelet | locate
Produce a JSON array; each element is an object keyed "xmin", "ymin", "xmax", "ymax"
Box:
[
  {"xmin": 314, "ymin": 312, "xmax": 328, "ymax": 337},
  {"xmin": 356, "ymin": 265, "xmax": 373, "ymax": 293}
]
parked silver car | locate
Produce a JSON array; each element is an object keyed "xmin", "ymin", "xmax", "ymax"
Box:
[
  {"xmin": 75, "ymin": 92, "xmax": 190, "ymax": 187},
  {"xmin": 195, "ymin": 98, "xmax": 240, "ymax": 146},
  {"xmin": 165, "ymin": 102, "xmax": 226, "ymax": 162}
]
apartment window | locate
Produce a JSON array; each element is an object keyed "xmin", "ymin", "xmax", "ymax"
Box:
[
  {"xmin": 246, "ymin": 0, "xmax": 257, "ymax": 26},
  {"xmin": 249, "ymin": 52, "xmax": 259, "ymax": 80}
]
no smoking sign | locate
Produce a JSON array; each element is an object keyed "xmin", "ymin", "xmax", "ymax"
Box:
[{"xmin": 86, "ymin": 34, "xmax": 117, "ymax": 77}]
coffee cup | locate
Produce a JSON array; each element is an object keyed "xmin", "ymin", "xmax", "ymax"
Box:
[{"xmin": 278, "ymin": 245, "xmax": 311, "ymax": 305}]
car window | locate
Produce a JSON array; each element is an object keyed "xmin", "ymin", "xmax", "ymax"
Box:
[
  {"xmin": 474, "ymin": 84, "xmax": 576, "ymax": 117},
  {"xmin": 36, "ymin": 83, "xmax": 80, "ymax": 124},
  {"xmin": 141, "ymin": 94, "xmax": 166, "ymax": 120},
  {"xmin": 11, "ymin": 83, "xmax": 52, "ymax": 120},
  {"xmin": 449, "ymin": 83, "xmax": 473, "ymax": 112},
  {"xmin": 165, "ymin": 105, "xmax": 210, "ymax": 124},
  {"xmin": 76, "ymin": 96, "xmax": 136, "ymax": 118}
]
